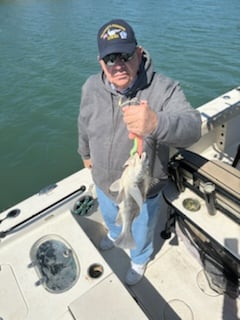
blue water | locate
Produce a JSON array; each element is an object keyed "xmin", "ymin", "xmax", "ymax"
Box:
[{"xmin": 0, "ymin": 0, "xmax": 239, "ymax": 211}]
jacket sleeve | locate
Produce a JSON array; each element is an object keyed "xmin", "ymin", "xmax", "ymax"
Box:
[
  {"xmin": 77, "ymin": 81, "xmax": 91, "ymax": 160},
  {"xmin": 152, "ymin": 78, "xmax": 202, "ymax": 148}
]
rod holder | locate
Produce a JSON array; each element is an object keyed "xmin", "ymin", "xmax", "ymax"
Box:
[{"xmin": 203, "ymin": 182, "xmax": 216, "ymax": 216}]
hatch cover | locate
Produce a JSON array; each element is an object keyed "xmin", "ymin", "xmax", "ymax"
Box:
[
  {"xmin": 30, "ymin": 235, "xmax": 80, "ymax": 293},
  {"xmin": 0, "ymin": 264, "xmax": 28, "ymax": 319}
]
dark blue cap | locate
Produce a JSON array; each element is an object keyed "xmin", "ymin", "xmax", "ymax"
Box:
[{"xmin": 97, "ymin": 19, "xmax": 137, "ymax": 59}]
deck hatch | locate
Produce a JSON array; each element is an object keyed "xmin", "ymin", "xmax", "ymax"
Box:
[{"xmin": 30, "ymin": 235, "xmax": 79, "ymax": 293}]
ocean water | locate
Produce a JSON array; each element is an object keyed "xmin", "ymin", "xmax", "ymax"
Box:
[{"xmin": 0, "ymin": 0, "xmax": 239, "ymax": 211}]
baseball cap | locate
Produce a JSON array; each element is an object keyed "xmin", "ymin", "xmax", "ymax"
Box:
[{"xmin": 97, "ymin": 19, "xmax": 137, "ymax": 59}]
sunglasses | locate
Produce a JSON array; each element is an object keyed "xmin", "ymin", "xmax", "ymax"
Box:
[{"xmin": 103, "ymin": 51, "xmax": 136, "ymax": 66}]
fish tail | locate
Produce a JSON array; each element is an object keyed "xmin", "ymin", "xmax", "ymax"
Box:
[{"xmin": 114, "ymin": 232, "xmax": 136, "ymax": 249}]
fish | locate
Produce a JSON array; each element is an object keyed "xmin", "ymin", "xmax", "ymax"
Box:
[{"xmin": 109, "ymin": 152, "xmax": 151, "ymax": 249}]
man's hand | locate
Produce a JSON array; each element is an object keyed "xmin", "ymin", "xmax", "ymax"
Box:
[
  {"xmin": 122, "ymin": 100, "xmax": 158, "ymax": 138},
  {"xmin": 83, "ymin": 159, "xmax": 93, "ymax": 168}
]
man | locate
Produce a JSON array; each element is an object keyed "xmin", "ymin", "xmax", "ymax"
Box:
[{"xmin": 78, "ymin": 19, "xmax": 202, "ymax": 285}]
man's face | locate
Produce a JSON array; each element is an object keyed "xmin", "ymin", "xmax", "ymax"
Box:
[{"xmin": 99, "ymin": 47, "xmax": 142, "ymax": 90}]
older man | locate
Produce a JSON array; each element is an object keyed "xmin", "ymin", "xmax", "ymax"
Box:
[{"xmin": 78, "ymin": 19, "xmax": 201, "ymax": 285}]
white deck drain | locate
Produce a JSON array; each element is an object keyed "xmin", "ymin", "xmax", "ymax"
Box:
[
  {"xmin": 163, "ymin": 299, "xmax": 194, "ymax": 320},
  {"xmin": 196, "ymin": 269, "xmax": 220, "ymax": 297}
]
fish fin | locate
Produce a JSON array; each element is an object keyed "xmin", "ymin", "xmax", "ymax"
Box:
[
  {"xmin": 129, "ymin": 186, "xmax": 143, "ymax": 209},
  {"xmin": 115, "ymin": 211, "xmax": 122, "ymax": 225},
  {"xmin": 114, "ymin": 232, "xmax": 136, "ymax": 249},
  {"xmin": 144, "ymin": 177, "xmax": 161, "ymax": 199},
  {"xmin": 110, "ymin": 180, "xmax": 126, "ymax": 203},
  {"xmin": 116, "ymin": 188, "xmax": 125, "ymax": 203},
  {"xmin": 109, "ymin": 179, "xmax": 120, "ymax": 192},
  {"xmin": 151, "ymin": 177, "xmax": 160, "ymax": 185},
  {"xmin": 143, "ymin": 176, "xmax": 154, "ymax": 198}
]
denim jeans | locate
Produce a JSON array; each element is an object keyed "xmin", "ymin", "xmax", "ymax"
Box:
[{"xmin": 96, "ymin": 186, "xmax": 161, "ymax": 265}]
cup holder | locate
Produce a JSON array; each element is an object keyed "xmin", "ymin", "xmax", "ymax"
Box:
[{"xmin": 88, "ymin": 263, "xmax": 104, "ymax": 279}]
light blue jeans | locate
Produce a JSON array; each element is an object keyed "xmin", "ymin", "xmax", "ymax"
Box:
[{"xmin": 96, "ymin": 186, "xmax": 161, "ymax": 265}]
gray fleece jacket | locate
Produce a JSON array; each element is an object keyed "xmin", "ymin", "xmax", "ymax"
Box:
[{"xmin": 78, "ymin": 49, "xmax": 202, "ymax": 200}]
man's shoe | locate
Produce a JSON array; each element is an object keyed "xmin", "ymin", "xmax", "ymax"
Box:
[
  {"xmin": 99, "ymin": 235, "xmax": 114, "ymax": 251},
  {"xmin": 125, "ymin": 262, "xmax": 147, "ymax": 286}
]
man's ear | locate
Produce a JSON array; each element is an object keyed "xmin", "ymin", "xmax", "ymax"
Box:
[
  {"xmin": 136, "ymin": 46, "xmax": 143, "ymax": 61},
  {"xmin": 98, "ymin": 59, "xmax": 105, "ymax": 69}
]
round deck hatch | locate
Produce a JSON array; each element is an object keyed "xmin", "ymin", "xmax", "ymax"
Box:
[{"xmin": 30, "ymin": 235, "xmax": 79, "ymax": 293}]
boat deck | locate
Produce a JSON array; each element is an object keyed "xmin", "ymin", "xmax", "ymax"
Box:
[{"xmin": 76, "ymin": 189, "xmax": 239, "ymax": 320}]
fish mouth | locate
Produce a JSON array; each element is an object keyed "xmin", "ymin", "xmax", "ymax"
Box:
[{"xmin": 139, "ymin": 152, "xmax": 147, "ymax": 160}]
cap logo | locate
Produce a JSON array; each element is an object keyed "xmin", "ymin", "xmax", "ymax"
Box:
[{"xmin": 100, "ymin": 24, "xmax": 127, "ymax": 41}]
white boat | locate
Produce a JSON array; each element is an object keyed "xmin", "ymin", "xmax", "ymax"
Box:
[{"xmin": 0, "ymin": 87, "xmax": 239, "ymax": 320}]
